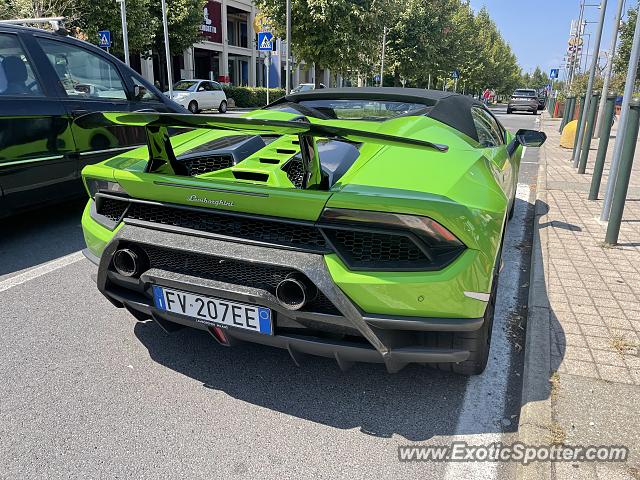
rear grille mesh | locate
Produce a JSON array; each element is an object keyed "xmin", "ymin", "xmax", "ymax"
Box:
[
  {"xmin": 281, "ymin": 158, "xmax": 305, "ymax": 188},
  {"xmin": 96, "ymin": 197, "xmax": 128, "ymax": 222},
  {"xmin": 140, "ymin": 245, "xmax": 339, "ymax": 315},
  {"xmin": 325, "ymin": 230, "xmax": 427, "ymax": 265},
  {"xmin": 181, "ymin": 155, "xmax": 234, "ymax": 176},
  {"xmin": 94, "ymin": 197, "xmax": 465, "ymax": 271},
  {"xmin": 125, "ymin": 202, "xmax": 328, "ymax": 252}
]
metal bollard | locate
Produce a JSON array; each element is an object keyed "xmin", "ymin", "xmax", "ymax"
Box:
[
  {"xmin": 572, "ymin": 95, "xmax": 586, "ymax": 158},
  {"xmin": 547, "ymin": 95, "xmax": 555, "ymax": 115},
  {"xmin": 589, "ymin": 94, "xmax": 617, "ymax": 200},
  {"xmin": 560, "ymin": 95, "xmax": 575, "ymax": 132},
  {"xmin": 604, "ymin": 97, "xmax": 640, "ymax": 246},
  {"xmin": 578, "ymin": 91, "xmax": 600, "ymax": 174}
]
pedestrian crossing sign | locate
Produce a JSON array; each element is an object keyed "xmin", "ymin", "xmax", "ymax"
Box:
[
  {"xmin": 98, "ymin": 30, "xmax": 111, "ymax": 48},
  {"xmin": 258, "ymin": 31, "xmax": 273, "ymax": 51}
]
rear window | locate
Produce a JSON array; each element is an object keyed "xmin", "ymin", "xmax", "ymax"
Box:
[
  {"xmin": 513, "ymin": 90, "xmax": 536, "ymax": 97},
  {"xmin": 266, "ymin": 99, "xmax": 428, "ymax": 121}
]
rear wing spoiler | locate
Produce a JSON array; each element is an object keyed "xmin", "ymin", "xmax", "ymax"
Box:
[{"xmin": 74, "ymin": 112, "xmax": 448, "ymax": 189}]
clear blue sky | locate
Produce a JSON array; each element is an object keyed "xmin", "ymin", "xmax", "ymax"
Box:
[{"xmin": 469, "ymin": 0, "xmax": 634, "ymax": 77}]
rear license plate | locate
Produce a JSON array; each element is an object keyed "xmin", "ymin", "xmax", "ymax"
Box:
[{"xmin": 152, "ymin": 286, "xmax": 272, "ymax": 335}]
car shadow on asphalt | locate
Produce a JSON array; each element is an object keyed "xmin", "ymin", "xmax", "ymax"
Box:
[
  {"xmin": 133, "ymin": 319, "xmax": 477, "ymax": 442},
  {"xmin": 0, "ymin": 199, "xmax": 86, "ymax": 277},
  {"xmin": 129, "ymin": 193, "xmax": 535, "ymax": 443}
]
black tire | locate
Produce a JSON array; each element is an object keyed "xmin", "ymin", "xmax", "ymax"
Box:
[
  {"xmin": 188, "ymin": 100, "xmax": 199, "ymax": 114},
  {"xmin": 218, "ymin": 100, "xmax": 228, "ymax": 113},
  {"xmin": 532, "ymin": 109, "xmax": 538, "ymax": 115},
  {"xmin": 427, "ymin": 270, "xmax": 498, "ymax": 375}
]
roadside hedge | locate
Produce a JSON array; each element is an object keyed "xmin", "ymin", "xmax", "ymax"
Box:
[{"xmin": 222, "ymin": 86, "xmax": 286, "ymax": 108}]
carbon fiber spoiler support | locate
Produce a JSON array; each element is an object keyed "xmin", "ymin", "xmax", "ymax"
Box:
[{"xmin": 74, "ymin": 111, "xmax": 448, "ymax": 189}]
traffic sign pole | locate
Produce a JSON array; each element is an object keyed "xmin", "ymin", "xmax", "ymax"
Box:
[
  {"xmin": 116, "ymin": 0, "xmax": 130, "ymax": 66},
  {"xmin": 285, "ymin": 0, "xmax": 291, "ymax": 93},
  {"xmin": 160, "ymin": 0, "xmax": 173, "ymax": 97}
]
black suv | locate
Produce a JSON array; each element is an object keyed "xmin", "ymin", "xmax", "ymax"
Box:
[{"xmin": 0, "ymin": 24, "xmax": 186, "ymax": 218}]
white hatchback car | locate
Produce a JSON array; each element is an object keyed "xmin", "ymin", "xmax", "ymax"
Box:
[{"xmin": 168, "ymin": 79, "xmax": 228, "ymax": 113}]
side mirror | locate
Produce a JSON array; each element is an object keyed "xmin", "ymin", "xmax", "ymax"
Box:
[
  {"xmin": 133, "ymin": 84, "xmax": 147, "ymax": 100},
  {"xmin": 515, "ymin": 129, "xmax": 546, "ymax": 147}
]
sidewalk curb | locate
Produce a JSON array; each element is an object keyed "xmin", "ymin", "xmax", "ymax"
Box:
[{"xmin": 516, "ymin": 119, "xmax": 553, "ymax": 480}]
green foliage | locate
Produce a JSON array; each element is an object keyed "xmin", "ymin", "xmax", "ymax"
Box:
[
  {"xmin": 71, "ymin": 0, "xmax": 157, "ymax": 56},
  {"xmin": 254, "ymin": 0, "xmax": 386, "ymax": 84},
  {"xmin": 223, "ymin": 86, "xmax": 286, "ymax": 107},
  {"xmin": 254, "ymin": 0, "xmax": 521, "ymax": 93},
  {"xmin": 568, "ymin": 72, "xmax": 603, "ymax": 96},
  {"xmin": 520, "ymin": 66, "xmax": 548, "ymax": 90},
  {"xmin": 614, "ymin": 6, "xmax": 637, "ymax": 76},
  {"xmin": 0, "ymin": 0, "xmax": 205, "ymax": 62}
]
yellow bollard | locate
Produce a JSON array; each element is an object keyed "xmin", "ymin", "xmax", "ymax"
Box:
[{"xmin": 560, "ymin": 120, "xmax": 578, "ymax": 149}]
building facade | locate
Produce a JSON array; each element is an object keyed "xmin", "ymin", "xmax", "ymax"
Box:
[{"xmin": 133, "ymin": 0, "xmax": 336, "ymax": 90}]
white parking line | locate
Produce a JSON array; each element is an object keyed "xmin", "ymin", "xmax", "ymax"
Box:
[
  {"xmin": 443, "ymin": 183, "xmax": 531, "ymax": 480},
  {"xmin": 0, "ymin": 251, "xmax": 85, "ymax": 293}
]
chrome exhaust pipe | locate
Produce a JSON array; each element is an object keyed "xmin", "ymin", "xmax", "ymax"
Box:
[
  {"xmin": 112, "ymin": 248, "xmax": 144, "ymax": 277},
  {"xmin": 275, "ymin": 274, "xmax": 317, "ymax": 310}
]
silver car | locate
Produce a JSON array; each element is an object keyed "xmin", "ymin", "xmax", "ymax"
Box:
[{"xmin": 507, "ymin": 89, "xmax": 539, "ymax": 114}]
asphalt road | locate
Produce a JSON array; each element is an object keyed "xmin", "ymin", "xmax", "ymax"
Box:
[{"xmin": 0, "ymin": 107, "xmax": 540, "ymax": 480}]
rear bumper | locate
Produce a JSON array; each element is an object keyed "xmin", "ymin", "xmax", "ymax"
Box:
[
  {"xmin": 508, "ymin": 103, "xmax": 537, "ymax": 111},
  {"xmin": 94, "ymin": 225, "xmax": 484, "ymax": 372}
]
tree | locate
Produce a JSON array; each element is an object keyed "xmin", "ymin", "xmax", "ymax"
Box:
[
  {"xmin": 253, "ymin": 0, "xmax": 387, "ymax": 86},
  {"xmin": 0, "ymin": 0, "xmax": 73, "ymax": 19},
  {"xmin": 614, "ymin": 6, "xmax": 637, "ymax": 75},
  {"xmin": 384, "ymin": 0, "xmax": 459, "ymax": 87},
  {"xmin": 519, "ymin": 66, "xmax": 548, "ymax": 89},
  {"xmin": 148, "ymin": 0, "xmax": 204, "ymax": 88},
  {"xmin": 70, "ymin": 0, "xmax": 157, "ymax": 56}
]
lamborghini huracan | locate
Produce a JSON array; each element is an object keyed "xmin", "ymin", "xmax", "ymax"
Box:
[{"xmin": 79, "ymin": 88, "xmax": 545, "ymax": 375}]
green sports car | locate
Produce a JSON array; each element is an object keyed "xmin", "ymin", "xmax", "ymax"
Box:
[{"xmin": 79, "ymin": 88, "xmax": 545, "ymax": 375}]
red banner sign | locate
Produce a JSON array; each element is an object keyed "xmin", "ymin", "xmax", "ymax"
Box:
[{"xmin": 201, "ymin": 1, "xmax": 222, "ymax": 43}]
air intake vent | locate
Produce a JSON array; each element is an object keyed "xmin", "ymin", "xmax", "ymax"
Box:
[
  {"xmin": 182, "ymin": 155, "xmax": 234, "ymax": 176},
  {"xmin": 96, "ymin": 197, "xmax": 128, "ymax": 222},
  {"xmin": 282, "ymin": 158, "xmax": 304, "ymax": 189},
  {"xmin": 124, "ymin": 202, "xmax": 329, "ymax": 252}
]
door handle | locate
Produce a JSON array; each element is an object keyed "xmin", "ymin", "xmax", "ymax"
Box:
[{"xmin": 71, "ymin": 109, "xmax": 90, "ymax": 117}]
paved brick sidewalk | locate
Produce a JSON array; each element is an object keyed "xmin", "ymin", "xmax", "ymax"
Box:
[{"xmin": 526, "ymin": 115, "xmax": 640, "ymax": 479}]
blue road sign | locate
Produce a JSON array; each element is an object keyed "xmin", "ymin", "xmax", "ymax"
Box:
[
  {"xmin": 98, "ymin": 30, "xmax": 111, "ymax": 48},
  {"xmin": 549, "ymin": 68, "xmax": 559, "ymax": 79},
  {"xmin": 258, "ymin": 32, "xmax": 274, "ymax": 51},
  {"xmin": 451, "ymin": 69, "xmax": 460, "ymax": 79},
  {"xmin": 374, "ymin": 74, "xmax": 381, "ymax": 82}
]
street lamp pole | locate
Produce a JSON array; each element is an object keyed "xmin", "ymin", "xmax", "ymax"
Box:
[
  {"xmin": 601, "ymin": 4, "xmax": 640, "ymax": 221},
  {"xmin": 595, "ymin": 0, "xmax": 625, "ymax": 138},
  {"xmin": 285, "ymin": 0, "xmax": 291, "ymax": 93},
  {"xmin": 116, "ymin": 0, "xmax": 130, "ymax": 66},
  {"xmin": 160, "ymin": 0, "xmax": 173, "ymax": 98},
  {"xmin": 572, "ymin": 0, "xmax": 608, "ymax": 169},
  {"xmin": 380, "ymin": 26, "xmax": 386, "ymax": 87}
]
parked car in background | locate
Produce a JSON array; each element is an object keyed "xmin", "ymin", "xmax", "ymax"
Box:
[
  {"xmin": 537, "ymin": 91, "xmax": 547, "ymax": 111},
  {"xmin": 167, "ymin": 79, "xmax": 228, "ymax": 113},
  {"xmin": 0, "ymin": 23, "xmax": 185, "ymax": 218},
  {"xmin": 507, "ymin": 88, "xmax": 539, "ymax": 114},
  {"xmin": 290, "ymin": 82, "xmax": 326, "ymax": 93}
]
